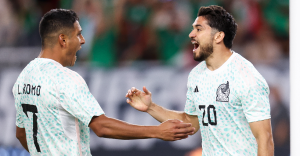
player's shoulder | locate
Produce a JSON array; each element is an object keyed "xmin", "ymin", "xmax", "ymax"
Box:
[
  {"xmin": 229, "ymin": 53, "xmax": 257, "ymax": 75},
  {"xmin": 27, "ymin": 58, "xmax": 85, "ymax": 86},
  {"xmin": 59, "ymin": 67, "xmax": 86, "ymax": 86},
  {"xmin": 230, "ymin": 52, "xmax": 268, "ymax": 87},
  {"xmin": 189, "ymin": 61, "xmax": 206, "ymax": 76},
  {"xmin": 230, "ymin": 52, "xmax": 255, "ymax": 68},
  {"xmin": 13, "ymin": 58, "xmax": 43, "ymax": 84},
  {"xmin": 37, "ymin": 59, "xmax": 87, "ymax": 93},
  {"xmin": 13, "ymin": 58, "xmax": 45, "ymax": 94},
  {"xmin": 187, "ymin": 62, "xmax": 206, "ymax": 83}
]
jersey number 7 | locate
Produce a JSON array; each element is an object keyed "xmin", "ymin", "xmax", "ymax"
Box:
[
  {"xmin": 199, "ymin": 105, "xmax": 217, "ymax": 126},
  {"xmin": 22, "ymin": 104, "xmax": 41, "ymax": 152}
]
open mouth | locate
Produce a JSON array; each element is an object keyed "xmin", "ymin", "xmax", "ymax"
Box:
[{"xmin": 192, "ymin": 41, "xmax": 199, "ymax": 52}]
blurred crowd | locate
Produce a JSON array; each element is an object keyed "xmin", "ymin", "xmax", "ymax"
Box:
[
  {"xmin": 0, "ymin": 0, "xmax": 289, "ymax": 155},
  {"xmin": 0, "ymin": 0, "xmax": 289, "ymax": 66}
]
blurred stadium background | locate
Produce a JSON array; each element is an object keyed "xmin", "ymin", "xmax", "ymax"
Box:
[{"xmin": 0, "ymin": 0, "xmax": 289, "ymax": 155}]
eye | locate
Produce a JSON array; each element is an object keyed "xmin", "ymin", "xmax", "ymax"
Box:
[{"xmin": 197, "ymin": 29, "xmax": 200, "ymax": 32}]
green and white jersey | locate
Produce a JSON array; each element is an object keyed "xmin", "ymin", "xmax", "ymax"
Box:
[
  {"xmin": 184, "ymin": 52, "xmax": 271, "ymax": 156},
  {"xmin": 13, "ymin": 58, "xmax": 104, "ymax": 156}
]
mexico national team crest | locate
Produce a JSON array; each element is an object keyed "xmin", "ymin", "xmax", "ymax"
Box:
[{"xmin": 216, "ymin": 81, "xmax": 230, "ymax": 102}]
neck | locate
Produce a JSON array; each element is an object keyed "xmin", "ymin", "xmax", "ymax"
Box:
[
  {"xmin": 38, "ymin": 46, "xmax": 65, "ymax": 66},
  {"xmin": 205, "ymin": 46, "xmax": 232, "ymax": 71}
]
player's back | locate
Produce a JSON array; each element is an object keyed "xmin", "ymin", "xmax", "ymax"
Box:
[{"xmin": 13, "ymin": 58, "xmax": 92, "ymax": 156}]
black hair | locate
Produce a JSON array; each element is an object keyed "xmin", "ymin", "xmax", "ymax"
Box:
[
  {"xmin": 39, "ymin": 9, "xmax": 79, "ymax": 47},
  {"xmin": 198, "ymin": 5, "xmax": 237, "ymax": 48}
]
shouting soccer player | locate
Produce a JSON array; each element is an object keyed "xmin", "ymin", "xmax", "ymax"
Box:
[
  {"xmin": 12, "ymin": 9, "xmax": 195, "ymax": 156},
  {"xmin": 126, "ymin": 5, "xmax": 274, "ymax": 156}
]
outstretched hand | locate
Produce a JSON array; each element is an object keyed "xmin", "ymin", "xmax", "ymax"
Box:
[
  {"xmin": 125, "ymin": 86, "xmax": 152, "ymax": 112},
  {"xmin": 125, "ymin": 86, "xmax": 195, "ymax": 141},
  {"xmin": 158, "ymin": 119, "xmax": 195, "ymax": 141}
]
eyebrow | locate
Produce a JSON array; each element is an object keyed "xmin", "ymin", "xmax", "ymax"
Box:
[{"xmin": 193, "ymin": 24, "xmax": 203, "ymax": 28}]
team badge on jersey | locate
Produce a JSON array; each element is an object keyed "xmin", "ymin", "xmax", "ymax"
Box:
[{"xmin": 216, "ymin": 81, "xmax": 230, "ymax": 102}]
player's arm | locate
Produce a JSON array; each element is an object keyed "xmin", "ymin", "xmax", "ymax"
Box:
[
  {"xmin": 60, "ymin": 82, "xmax": 194, "ymax": 141},
  {"xmin": 126, "ymin": 86, "xmax": 200, "ymax": 134},
  {"xmin": 89, "ymin": 114, "xmax": 195, "ymax": 141},
  {"xmin": 249, "ymin": 119, "xmax": 274, "ymax": 156},
  {"xmin": 16, "ymin": 126, "xmax": 29, "ymax": 152},
  {"xmin": 146, "ymin": 102, "xmax": 199, "ymax": 134}
]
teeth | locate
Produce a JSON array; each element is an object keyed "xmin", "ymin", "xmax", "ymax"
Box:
[{"xmin": 192, "ymin": 41, "xmax": 199, "ymax": 52}]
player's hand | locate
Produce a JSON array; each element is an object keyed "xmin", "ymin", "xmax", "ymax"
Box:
[
  {"xmin": 157, "ymin": 119, "xmax": 195, "ymax": 141},
  {"xmin": 125, "ymin": 86, "xmax": 152, "ymax": 112}
]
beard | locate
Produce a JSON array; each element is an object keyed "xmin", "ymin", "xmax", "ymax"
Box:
[{"xmin": 193, "ymin": 42, "xmax": 213, "ymax": 62}]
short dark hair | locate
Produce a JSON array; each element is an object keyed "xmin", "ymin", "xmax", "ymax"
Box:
[
  {"xmin": 39, "ymin": 9, "xmax": 79, "ymax": 47},
  {"xmin": 198, "ymin": 5, "xmax": 237, "ymax": 48}
]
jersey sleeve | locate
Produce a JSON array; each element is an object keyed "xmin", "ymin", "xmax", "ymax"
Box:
[
  {"xmin": 184, "ymin": 75, "xmax": 197, "ymax": 116},
  {"xmin": 59, "ymin": 82, "xmax": 104, "ymax": 127},
  {"xmin": 15, "ymin": 103, "xmax": 25, "ymax": 128},
  {"xmin": 13, "ymin": 85, "xmax": 25, "ymax": 128},
  {"xmin": 241, "ymin": 76, "xmax": 271, "ymax": 123}
]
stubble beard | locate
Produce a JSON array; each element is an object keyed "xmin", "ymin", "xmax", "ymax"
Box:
[
  {"xmin": 71, "ymin": 55, "xmax": 77, "ymax": 66},
  {"xmin": 193, "ymin": 42, "xmax": 213, "ymax": 62},
  {"xmin": 70, "ymin": 46, "xmax": 78, "ymax": 66},
  {"xmin": 67, "ymin": 50, "xmax": 77, "ymax": 67}
]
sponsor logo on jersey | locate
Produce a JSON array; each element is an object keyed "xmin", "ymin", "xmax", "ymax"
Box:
[
  {"xmin": 216, "ymin": 81, "xmax": 230, "ymax": 102},
  {"xmin": 194, "ymin": 86, "xmax": 199, "ymax": 92}
]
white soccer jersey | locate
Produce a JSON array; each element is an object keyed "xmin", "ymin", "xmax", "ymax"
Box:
[
  {"xmin": 184, "ymin": 52, "xmax": 271, "ymax": 156},
  {"xmin": 13, "ymin": 58, "xmax": 104, "ymax": 156}
]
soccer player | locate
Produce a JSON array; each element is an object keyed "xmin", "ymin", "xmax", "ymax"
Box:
[
  {"xmin": 126, "ymin": 5, "xmax": 274, "ymax": 156},
  {"xmin": 12, "ymin": 9, "xmax": 195, "ymax": 156}
]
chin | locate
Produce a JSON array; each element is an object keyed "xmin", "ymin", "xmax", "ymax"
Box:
[
  {"xmin": 70, "ymin": 61, "xmax": 76, "ymax": 66},
  {"xmin": 193, "ymin": 52, "xmax": 205, "ymax": 62},
  {"xmin": 71, "ymin": 56, "xmax": 77, "ymax": 66}
]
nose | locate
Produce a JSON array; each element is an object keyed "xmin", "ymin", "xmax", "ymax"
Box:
[
  {"xmin": 189, "ymin": 30, "xmax": 196, "ymax": 39},
  {"xmin": 81, "ymin": 35, "xmax": 85, "ymax": 45}
]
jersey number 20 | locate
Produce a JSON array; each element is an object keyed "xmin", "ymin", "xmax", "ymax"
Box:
[
  {"xmin": 22, "ymin": 104, "xmax": 41, "ymax": 152},
  {"xmin": 199, "ymin": 105, "xmax": 217, "ymax": 126}
]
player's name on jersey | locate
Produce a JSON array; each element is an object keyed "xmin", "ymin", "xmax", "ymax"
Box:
[{"xmin": 17, "ymin": 84, "xmax": 41, "ymax": 96}]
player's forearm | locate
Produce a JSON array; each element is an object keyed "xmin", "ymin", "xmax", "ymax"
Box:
[
  {"xmin": 90, "ymin": 115, "xmax": 194, "ymax": 140},
  {"xmin": 102, "ymin": 125, "xmax": 158, "ymax": 140},
  {"xmin": 147, "ymin": 103, "xmax": 199, "ymax": 134},
  {"xmin": 17, "ymin": 136, "xmax": 29, "ymax": 152},
  {"xmin": 90, "ymin": 115, "xmax": 163, "ymax": 140},
  {"xmin": 16, "ymin": 126, "xmax": 29, "ymax": 152},
  {"xmin": 256, "ymin": 135, "xmax": 274, "ymax": 156},
  {"xmin": 96, "ymin": 117, "xmax": 157, "ymax": 139},
  {"xmin": 249, "ymin": 119, "xmax": 274, "ymax": 156},
  {"xmin": 147, "ymin": 102, "xmax": 186, "ymax": 123}
]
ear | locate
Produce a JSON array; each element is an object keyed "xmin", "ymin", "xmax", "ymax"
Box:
[
  {"xmin": 58, "ymin": 34, "xmax": 66, "ymax": 48},
  {"xmin": 214, "ymin": 31, "xmax": 225, "ymax": 44}
]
